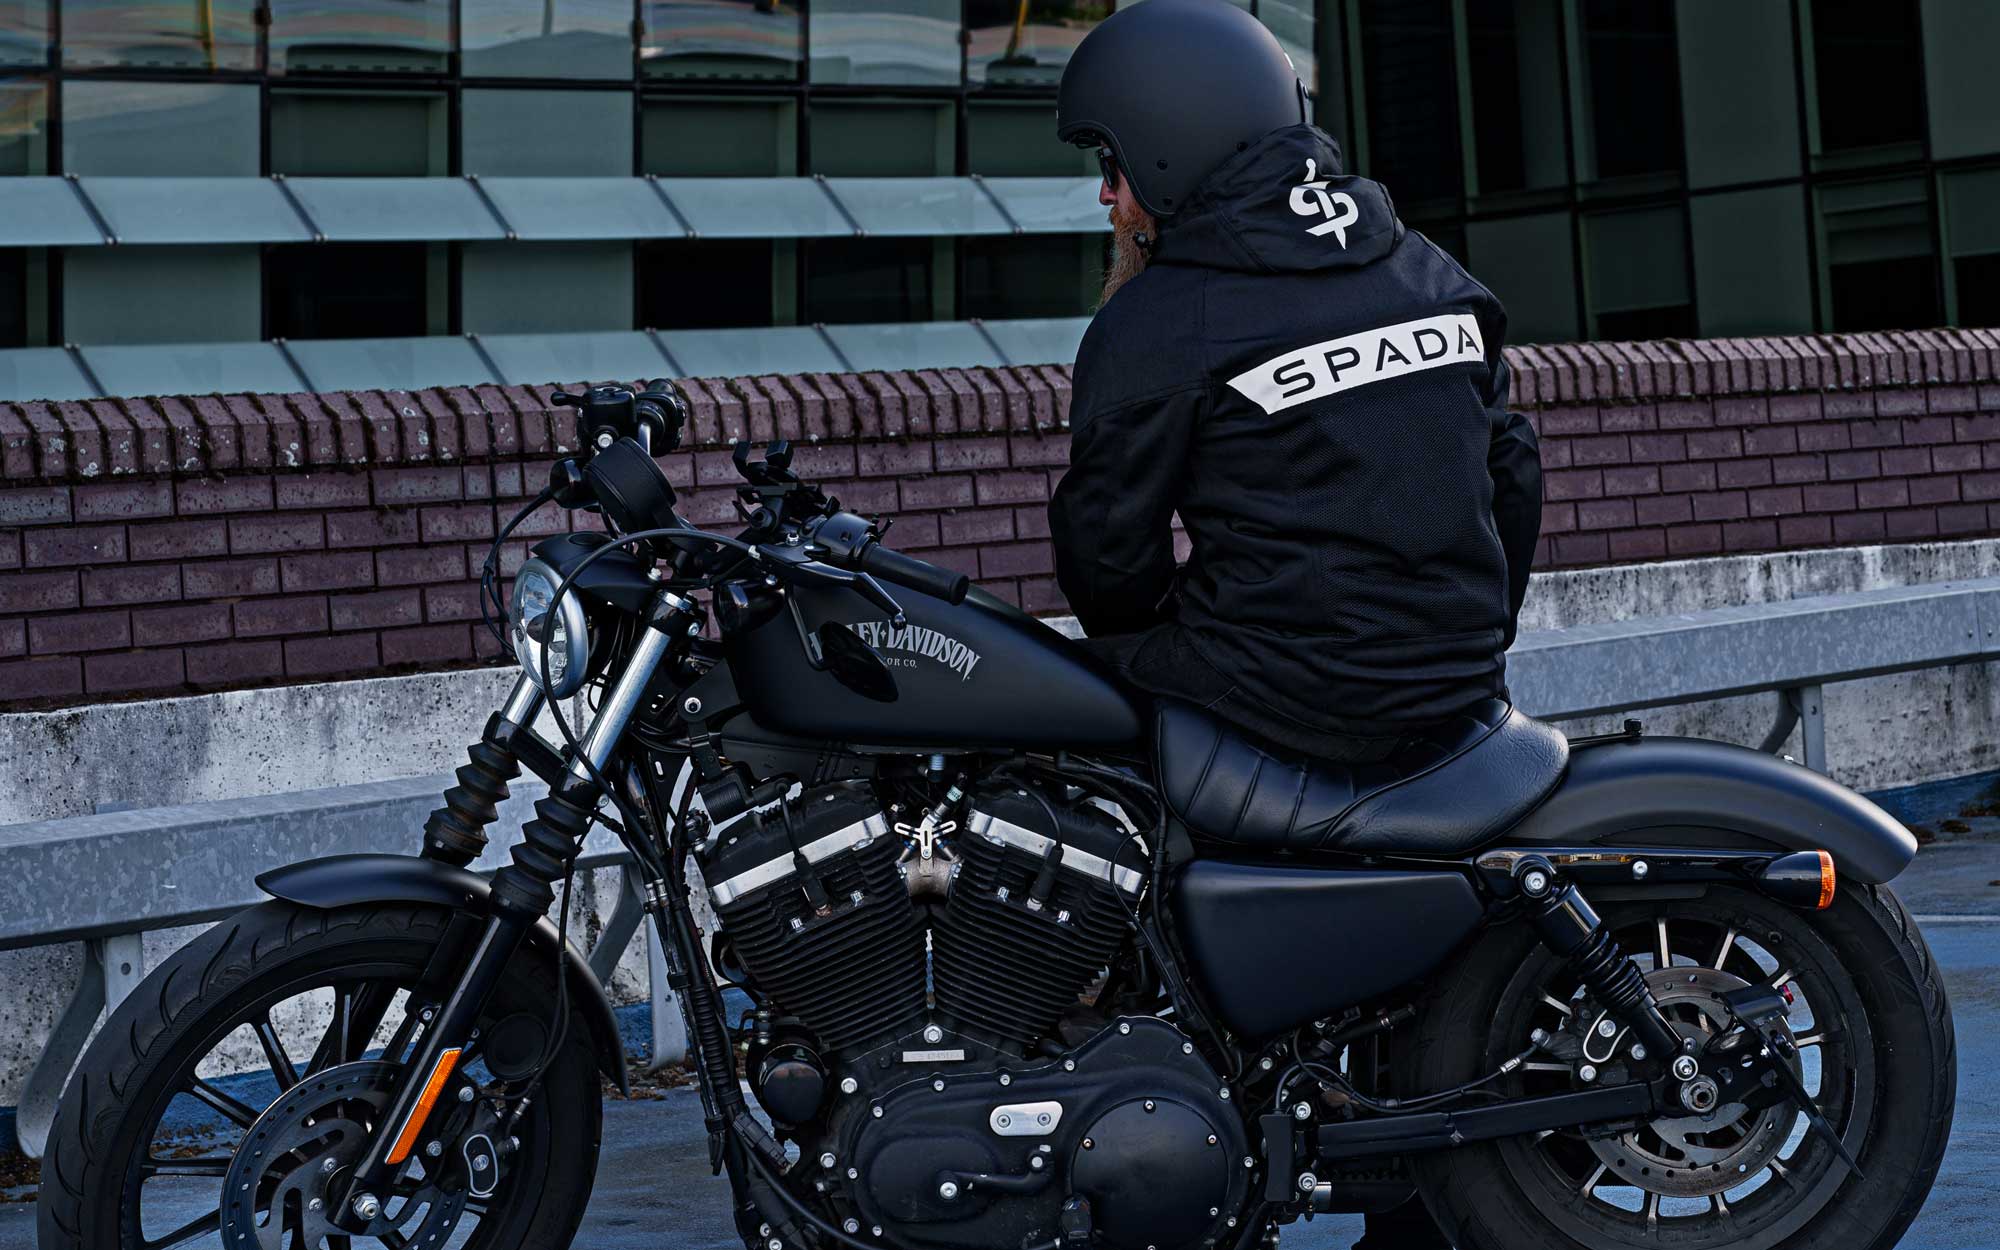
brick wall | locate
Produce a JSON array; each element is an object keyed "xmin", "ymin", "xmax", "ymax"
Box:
[{"xmin": 3, "ymin": 328, "xmax": 1999, "ymax": 709}]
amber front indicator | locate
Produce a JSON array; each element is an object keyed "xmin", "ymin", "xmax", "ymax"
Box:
[
  {"xmin": 1755, "ymin": 850, "xmax": 1837, "ymax": 910},
  {"xmin": 1816, "ymin": 850, "xmax": 1837, "ymax": 910},
  {"xmin": 385, "ymin": 1047, "xmax": 462, "ymax": 1165}
]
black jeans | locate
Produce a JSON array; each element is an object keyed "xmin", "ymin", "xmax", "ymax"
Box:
[{"xmin": 1078, "ymin": 623, "xmax": 1407, "ymax": 765}]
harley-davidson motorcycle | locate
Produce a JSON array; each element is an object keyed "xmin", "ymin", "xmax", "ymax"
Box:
[{"xmin": 40, "ymin": 382, "xmax": 1954, "ymax": 1250}]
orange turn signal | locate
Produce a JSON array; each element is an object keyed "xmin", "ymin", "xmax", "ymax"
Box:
[
  {"xmin": 1815, "ymin": 849, "xmax": 1837, "ymax": 910},
  {"xmin": 385, "ymin": 1047, "xmax": 462, "ymax": 1165},
  {"xmin": 1754, "ymin": 850, "xmax": 1838, "ymax": 911}
]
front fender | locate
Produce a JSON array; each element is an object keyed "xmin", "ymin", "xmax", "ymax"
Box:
[
  {"xmin": 257, "ymin": 853, "xmax": 631, "ymax": 1094},
  {"xmin": 1503, "ymin": 736, "xmax": 1918, "ymax": 884}
]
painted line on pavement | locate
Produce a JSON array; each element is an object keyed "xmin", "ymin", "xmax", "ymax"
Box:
[{"xmin": 1912, "ymin": 914, "xmax": 2000, "ymax": 923}]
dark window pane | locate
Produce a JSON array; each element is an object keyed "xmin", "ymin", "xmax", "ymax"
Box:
[
  {"xmin": 0, "ymin": 1, "xmax": 47, "ymax": 65},
  {"xmin": 59, "ymin": 0, "xmax": 260, "ymax": 70},
  {"xmin": 268, "ymin": 243, "xmax": 429, "ymax": 339},
  {"xmin": 1597, "ymin": 304, "xmax": 1695, "ymax": 340},
  {"xmin": 641, "ymin": 0, "xmax": 802, "ymax": 82},
  {"xmin": 269, "ymin": 0, "xmax": 451, "ymax": 74},
  {"xmin": 963, "ymin": 235, "xmax": 1098, "ymax": 319},
  {"xmin": 966, "ymin": 0, "xmax": 1107, "ymax": 87},
  {"xmin": 1410, "ymin": 221, "xmax": 1467, "ymax": 266},
  {"xmin": 639, "ymin": 239, "xmax": 777, "ymax": 328},
  {"xmin": 966, "ymin": 100, "xmax": 1095, "ymax": 176},
  {"xmin": 643, "ymin": 96, "xmax": 796, "ymax": 175},
  {"xmin": 463, "ymin": 0, "xmax": 633, "ymax": 78},
  {"xmin": 1358, "ymin": 0, "xmax": 1460, "ymax": 211},
  {"xmin": 1829, "ymin": 256, "xmax": 1938, "ymax": 331},
  {"xmin": 805, "ymin": 238, "xmax": 931, "ymax": 322},
  {"xmin": 1260, "ymin": 0, "xmax": 1313, "ymax": 93},
  {"xmin": 62, "ymin": 80, "xmax": 260, "ymax": 175},
  {"xmin": 1810, "ymin": 0, "xmax": 1923, "ymax": 156},
  {"xmin": 810, "ymin": 0, "xmax": 957, "ymax": 85},
  {"xmin": 1578, "ymin": 0, "xmax": 1683, "ymax": 181},
  {"xmin": 0, "ymin": 249, "xmax": 26, "ymax": 346},
  {"xmin": 0, "ymin": 78, "xmax": 48, "ymax": 173},
  {"xmin": 1957, "ymin": 253, "xmax": 2000, "ymax": 327},
  {"xmin": 809, "ymin": 100, "xmax": 952, "ymax": 176},
  {"xmin": 1465, "ymin": 0, "xmax": 1568, "ymax": 196},
  {"xmin": 270, "ymin": 90, "xmax": 447, "ymax": 176}
]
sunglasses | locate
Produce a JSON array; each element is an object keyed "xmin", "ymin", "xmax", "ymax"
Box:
[{"xmin": 1096, "ymin": 146, "xmax": 1122, "ymax": 192}]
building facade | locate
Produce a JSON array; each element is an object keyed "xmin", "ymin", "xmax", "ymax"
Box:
[{"xmin": 0, "ymin": 0, "xmax": 1995, "ymax": 399}]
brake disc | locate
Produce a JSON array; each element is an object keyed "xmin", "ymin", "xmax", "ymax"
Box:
[
  {"xmin": 1588, "ymin": 967, "xmax": 1801, "ymax": 1198},
  {"xmin": 219, "ymin": 1059, "xmax": 468, "ymax": 1249}
]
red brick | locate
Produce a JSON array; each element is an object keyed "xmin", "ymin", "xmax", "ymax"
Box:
[
  {"xmin": 1691, "ymin": 491, "xmax": 1748, "ymax": 522},
  {"xmin": 1823, "ymin": 390, "xmax": 1875, "ymax": 419},
  {"xmin": 424, "ymin": 583, "xmax": 485, "ymax": 623},
  {"xmin": 1628, "ymin": 434, "xmax": 1687, "ymax": 463},
  {"xmin": 382, "ymin": 623, "xmax": 472, "ymax": 667},
  {"xmin": 973, "ymin": 470, "xmax": 1050, "ymax": 507},
  {"xmin": 1602, "ymin": 465, "xmax": 1659, "ymax": 495},
  {"xmin": 1660, "ymin": 462, "xmax": 1716, "ymax": 493},
  {"xmin": 26, "ymin": 525, "xmax": 127, "ymax": 567},
  {"xmin": 1937, "ymin": 503, "xmax": 1988, "ymax": 534},
  {"xmin": 1020, "ymin": 577, "xmax": 1067, "ymax": 614},
  {"xmin": 81, "ymin": 564, "xmax": 180, "ymax": 607},
  {"xmin": 372, "ymin": 466, "xmax": 465, "ymax": 504},
  {"xmin": 1014, "ymin": 506, "xmax": 1051, "ymax": 540},
  {"xmin": 1927, "ymin": 384, "xmax": 1979, "ymax": 413},
  {"xmin": 1722, "ymin": 519, "xmax": 1778, "ymax": 551},
  {"xmin": 1549, "ymin": 533, "xmax": 1610, "ymax": 565},
  {"xmin": 1543, "ymin": 470, "xmax": 1604, "ymax": 502},
  {"xmin": 1685, "ymin": 430, "xmax": 1742, "ymax": 459},
  {"xmin": 1825, "ymin": 451, "xmax": 1882, "ymax": 481},
  {"xmin": 0, "ymin": 486, "xmax": 70, "ymax": 525},
  {"xmin": 0, "ymin": 571, "xmax": 78, "ymax": 613},
  {"xmin": 1864, "ymin": 479, "xmax": 1914, "ymax": 509},
  {"xmin": 1935, "ymin": 444, "xmax": 1982, "ymax": 472},
  {"xmin": 1955, "ymin": 414, "xmax": 2000, "ymax": 442},
  {"xmin": 1666, "ymin": 524, "xmax": 1723, "ymax": 556},
  {"xmin": 1607, "ymin": 529, "xmax": 1667, "ymax": 561},
  {"xmin": 229, "ymin": 514, "xmax": 324, "ymax": 554},
  {"xmin": 1879, "ymin": 447, "xmax": 1932, "ymax": 477},
  {"xmin": 1833, "ymin": 512, "xmax": 1888, "ymax": 543},
  {"xmin": 1796, "ymin": 423, "xmax": 1852, "ymax": 452},
  {"xmin": 1576, "ymin": 499, "xmax": 1635, "ymax": 530},
  {"xmin": 1885, "ymin": 508, "xmax": 1939, "ymax": 539},
  {"xmin": 0, "ymin": 618, "xmax": 20, "ymax": 658},
  {"xmin": 181, "ymin": 557, "xmax": 279, "ymax": 598},
  {"xmin": 886, "ymin": 513, "xmax": 941, "ymax": 549},
  {"xmin": 331, "ymin": 587, "xmax": 422, "ymax": 630},
  {"xmin": 1716, "ymin": 459, "xmax": 1774, "ymax": 490},
  {"xmin": 978, "ymin": 541, "xmax": 1054, "ymax": 579},
  {"xmin": 1909, "ymin": 475, "xmax": 1961, "ymax": 506},
  {"xmin": 129, "ymin": 519, "xmax": 226, "ymax": 561},
  {"xmin": 1540, "ymin": 502, "xmax": 1577, "ymax": 534},
  {"xmin": 1537, "ymin": 438, "xmax": 1572, "ymax": 470},
  {"xmin": 0, "ymin": 655, "xmax": 81, "ymax": 701},
  {"xmin": 281, "ymin": 551, "xmax": 375, "ymax": 593},
  {"xmin": 1538, "ymin": 406, "xmax": 1600, "ymax": 436},
  {"xmin": 132, "ymin": 602, "xmax": 231, "ymax": 646},
  {"xmin": 235, "ymin": 596, "xmax": 330, "ymax": 637},
  {"xmin": 28, "ymin": 610, "xmax": 130, "ymax": 654},
  {"xmin": 1802, "ymin": 482, "xmax": 1857, "ymax": 512},
  {"xmin": 285, "ymin": 633, "xmax": 380, "ymax": 678},
  {"xmin": 936, "ymin": 438, "xmax": 1010, "ymax": 472},
  {"xmin": 176, "ymin": 476, "xmax": 275, "ymax": 515},
  {"xmin": 1848, "ymin": 419, "xmax": 1904, "ymax": 449},
  {"xmin": 857, "ymin": 441, "xmax": 935, "ymax": 477},
  {"xmin": 1009, "ymin": 434, "xmax": 1072, "ymax": 468},
  {"xmin": 1712, "ymin": 397, "xmax": 1769, "ymax": 426},
  {"xmin": 419, "ymin": 504, "xmax": 495, "ymax": 543},
  {"xmin": 0, "ymin": 531, "xmax": 16, "ymax": 570},
  {"xmin": 84, "ymin": 648, "xmax": 185, "ymax": 695},
  {"xmin": 1634, "ymin": 494, "xmax": 1693, "ymax": 526},
  {"xmin": 377, "ymin": 546, "xmax": 466, "ymax": 586},
  {"xmin": 1571, "ymin": 435, "xmax": 1632, "ymax": 466},
  {"xmin": 275, "ymin": 472, "xmax": 373, "ymax": 509},
  {"xmin": 327, "ymin": 508, "xmax": 420, "ymax": 548},
  {"xmin": 1874, "ymin": 387, "xmax": 1928, "ymax": 417},
  {"xmin": 1656, "ymin": 400, "xmax": 1714, "ymax": 430},
  {"xmin": 1901, "ymin": 416, "xmax": 1955, "ymax": 445},
  {"xmin": 1778, "ymin": 515, "xmax": 1833, "ymax": 546},
  {"xmin": 1748, "ymin": 486, "xmax": 1804, "ymax": 517},
  {"xmin": 182, "ymin": 638, "xmax": 282, "ymax": 687},
  {"xmin": 898, "ymin": 476, "xmax": 975, "ymax": 510},
  {"xmin": 1768, "ymin": 393, "xmax": 1822, "ymax": 423},
  {"xmin": 1742, "ymin": 426, "xmax": 1797, "ymax": 456}
]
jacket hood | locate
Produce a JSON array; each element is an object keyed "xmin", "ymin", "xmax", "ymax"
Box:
[{"xmin": 1151, "ymin": 124, "xmax": 1402, "ymax": 275}]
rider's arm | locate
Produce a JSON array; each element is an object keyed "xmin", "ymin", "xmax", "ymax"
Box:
[
  {"xmin": 1051, "ymin": 385, "xmax": 1204, "ymax": 637},
  {"xmin": 1485, "ymin": 351, "xmax": 1541, "ymax": 649}
]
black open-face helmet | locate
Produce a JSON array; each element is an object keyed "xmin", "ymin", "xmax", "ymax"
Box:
[{"xmin": 1056, "ymin": 0, "xmax": 1307, "ymax": 220}]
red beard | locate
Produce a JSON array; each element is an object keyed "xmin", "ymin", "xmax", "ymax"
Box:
[{"xmin": 1100, "ymin": 198, "xmax": 1157, "ymax": 306}]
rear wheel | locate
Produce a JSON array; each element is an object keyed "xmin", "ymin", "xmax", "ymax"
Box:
[
  {"xmin": 36, "ymin": 901, "xmax": 603, "ymax": 1250},
  {"xmin": 1404, "ymin": 883, "xmax": 1954, "ymax": 1250}
]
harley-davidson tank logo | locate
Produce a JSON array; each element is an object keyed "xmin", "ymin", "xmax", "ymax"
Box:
[{"xmin": 849, "ymin": 621, "xmax": 983, "ymax": 682}]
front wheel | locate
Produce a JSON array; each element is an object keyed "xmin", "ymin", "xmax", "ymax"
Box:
[
  {"xmin": 1404, "ymin": 882, "xmax": 1955, "ymax": 1250},
  {"xmin": 36, "ymin": 901, "xmax": 603, "ymax": 1250}
]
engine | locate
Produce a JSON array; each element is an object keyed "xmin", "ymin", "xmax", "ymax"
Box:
[{"xmin": 698, "ymin": 775, "xmax": 1249, "ymax": 1250}]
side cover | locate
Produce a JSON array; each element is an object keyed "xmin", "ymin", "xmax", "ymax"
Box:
[
  {"xmin": 1504, "ymin": 736, "xmax": 1918, "ymax": 884},
  {"xmin": 258, "ymin": 853, "xmax": 631, "ymax": 1093}
]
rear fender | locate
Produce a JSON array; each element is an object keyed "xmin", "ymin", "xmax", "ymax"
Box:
[
  {"xmin": 1501, "ymin": 736, "xmax": 1917, "ymax": 884},
  {"xmin": 257, "ymin": 852, "xmax": 631, "ymax": 1094}
]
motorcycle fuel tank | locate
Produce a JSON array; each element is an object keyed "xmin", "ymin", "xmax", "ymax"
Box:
[{"xmin": 728, "ymin": 584, "xmax": 1143, "ymax": 750}]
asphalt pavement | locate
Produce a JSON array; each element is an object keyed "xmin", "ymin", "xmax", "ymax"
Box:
[{"xmin": 3, "ymin": 839, "xmax": 1995, "ymax": 1250}]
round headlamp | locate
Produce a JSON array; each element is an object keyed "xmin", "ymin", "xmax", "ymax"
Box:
[{"xmin": 509, "ymin": 558, "xmax": 592, "ymax": 698}]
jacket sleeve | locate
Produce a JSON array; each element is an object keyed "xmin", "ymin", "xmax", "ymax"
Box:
[
  {"xmin": 1050, "ymin": 385, "xmax": 1205, "ymax": 638},
  {"xmin": 1484, "ymin": 352, "xmax": 1542, "ymax": 648}
]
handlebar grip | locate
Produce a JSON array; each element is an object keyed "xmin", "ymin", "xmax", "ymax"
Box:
[{"xmin": 858, "ymin": 543, "xmax": 970, "ymax": 605}]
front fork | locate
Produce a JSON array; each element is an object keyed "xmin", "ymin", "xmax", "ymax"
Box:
[{"xmin": 330, "ymin": 609, "xmax": 686, "ymax": 1230}]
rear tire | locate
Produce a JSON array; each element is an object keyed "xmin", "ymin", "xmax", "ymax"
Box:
[
  {"xmin": 1403, "ymin": 883, "xmax": 1954, "ymax": 1250},
  {"xmin": 36, "ymin": 900, "xmax": 604, "ymax": 1250}
]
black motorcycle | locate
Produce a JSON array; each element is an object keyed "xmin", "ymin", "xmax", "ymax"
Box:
[{"xmin": 40, "ymin": 382, "xmax": 1954, "ymax": 1250}]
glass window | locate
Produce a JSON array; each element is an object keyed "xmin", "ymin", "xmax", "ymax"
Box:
[
  {"xmin": 463, "ymin": 0, "xmax": 633, "ymax": 78},
  {"xmin": 0, "ymin": 249, "xmax": 27, "ymax": 346},
  {"xmin": 461, "ymin": 241, "xmax": 635, "ymax": 334},
  {"xmin": 966, "ymin": 100, "xmax": 1094, "ymax": 177},
  {"xmin": 60, "ymin": 0, "xmax": 260, "ymax": 70},
  {"xmin": 61, "ymin": 80, "xmax": 259, "ymax": 175},
  {"xmin": 1943, "ymin": 166, "xmax": 2000, "ymax": 326},
  {"xmin": 1463, "ymin": 0, "xmax": 1567, "ymax": 204},
  {"xmin": 1675, "ymin": 0, "xmax": 1800, "ymax": 189},
  {"xmin": 462, "ymin": 89, "xmax": 633, "ymax": 176},
  {"xmin": 1691, "ymin": 185, "xmax": 1813, "ymax": 336},
  {"xmin": 0, "ymin": 78, "xmax": 48, "ymax": 173},
  {"xmin": 640, "ymin": 238, "xmax": 794, "ymax": 328},
  {"xmin": 1583, "ymin": 204, "xmax": 1693, "ymax": 339},
  {"xmin": 644, "ymin": 96, "xmax": 796, "ymax": 175},
  {"xmin": 810, "ymin": 0, "xmax": 958, "ymax": 86},
  {"xmin": 268, "ymin": 0, "xmax": 450, "ymax": 74},
  {"xmin": 1816, "ymin": 176, "xmax": 1939, "ymax": 332},
  {"xmin": 1808, "ymin": 0, "xmax": 1922, "ymax": 164},
  {"xmin": 810, "ymin": 99, "xmax": 952, "ymax": 175},
  {"xmin": 641, "ymin": 0, "xmax": 802, "ymax": 82},
  {"xmin": 1573, "ymin": 0, "xmax": 1683, "ymax": 185},
  {"xmin": 1260, "ymin": 0, "xmax": 1314, "ymax": 94},
  {"xmin": 964, "ymin": 234, "xmax": 1099, "ymax": 319},
  {"xmin": 805, "ymin": 237, "xmax": 937, "ymax": 322},
  {"xmin": 1465, "ymin": 210, "xmax": 1577, "ymax": 343},
  {"xmin": 0, "ymin": 1, "xmax": 48, "ymax": 66},
  {"xmin": 1923, "ymin": 0, "xmax": 2000, "ymax": 162},
  {"xmin": 267, "ymin": 242, "xmax": 434, "ymax": 338},
  {"xmin": 965, "ymin": 0, "xmax": 1109, "ymax": 88},
  {"xmin": 1356, "ymin": 0, "xmax": 1460, "ymax": 215},
  {"xmin": 63, "ymin": 245, "xmax": 261, "ymax": 344},
  {"xmin": 270, "ymin": 90, "xmax": 446, "ymax": 175}
]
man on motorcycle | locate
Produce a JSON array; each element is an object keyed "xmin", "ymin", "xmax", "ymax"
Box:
[{"xmin": 1051, "ymin": 1, "xmax": 1543, "ymax": 1241}]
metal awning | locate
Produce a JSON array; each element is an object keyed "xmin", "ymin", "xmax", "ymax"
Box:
[
  {"xmin": 822, "ymin": 320, "xmax": 1004, "ymax": 372},
  {"xmin": 281, "ymin": 177, "xmax": 507, "ymax": 242},
  {"xmin": 982, "ymin": 177, "xmax": 1106, "ymax": 234},
  {"xmin": 284, "ymin": 336, "xmax": 497, "ymax": 392},
  {"xmin": 476, "ymin": 177, "xmax": 687, "ymax": 242},
  {"xmin": 651, "ymin": 177, "xmax": 855, "ymax": 239},
  {"xmin": 80, "ymin": 341, "xmax": 308, "ymax": 398},
  {"xmin": 476, "ymin": 331, "xmax": 676, "ymax": 386},
  {"xmin": 656, "ymin": 325, "xmax": 849, "ymax": 377},
  {"xmin": 0, "ymin": 181, "xmax": 110, "ymax": 247},
  {"xmin": 825, "ymin": 177, "xmax": 1014, "ymax": 238},
  {"xmin": 78, "ymin": 177, "xmax": 314, "ymax": 246},
  {"xmin": 979, "ymin": 316, "xmax": 1091, "ymax": 366},
  {"xmin": 0, "ymin": 348, "xmax": 98, "ymax": 403}
]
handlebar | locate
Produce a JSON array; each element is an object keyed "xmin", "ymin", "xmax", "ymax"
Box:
[{"xmin": 856, "ymin": 543, "xmax": 971, "ymax": 606}]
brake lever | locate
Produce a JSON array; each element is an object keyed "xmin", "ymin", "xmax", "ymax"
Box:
[{"xmin": 750, "ymin": 547, "xmax": 907, "ymax": 628}]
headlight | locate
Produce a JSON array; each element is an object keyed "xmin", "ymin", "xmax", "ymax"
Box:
[{"xmin": 510, "ymin": 558, "xmax": 592, "ymax": 698}]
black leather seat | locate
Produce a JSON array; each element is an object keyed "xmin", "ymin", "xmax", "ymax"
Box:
[{"xmin": 1154, "ymin": 698, "xmax": 1569, "ymax": 857}]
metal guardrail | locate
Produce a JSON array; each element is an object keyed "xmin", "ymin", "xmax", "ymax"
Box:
[{"xmin": 11, "ymin": 574, "xmax": 2000, "ymax": 1155}]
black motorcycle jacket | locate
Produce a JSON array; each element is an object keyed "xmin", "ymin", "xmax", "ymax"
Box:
[{"xmin": 1052, "ymin": 124, "xmax": 1542, "ymax": 737}]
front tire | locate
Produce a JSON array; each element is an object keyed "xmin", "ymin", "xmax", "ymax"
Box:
[
  {"xmin": 36, "ymin": 900, "xmax": 604, "ymax": 1250},
  {"xmin": 1404, "ymin": 882, "xmax": 1954, "ymax": 1250}
]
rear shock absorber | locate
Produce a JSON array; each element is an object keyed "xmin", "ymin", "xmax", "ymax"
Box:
[{"xmin": 1514, "ymin": 857, "xmax": 1683, "ymax": 1064}]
